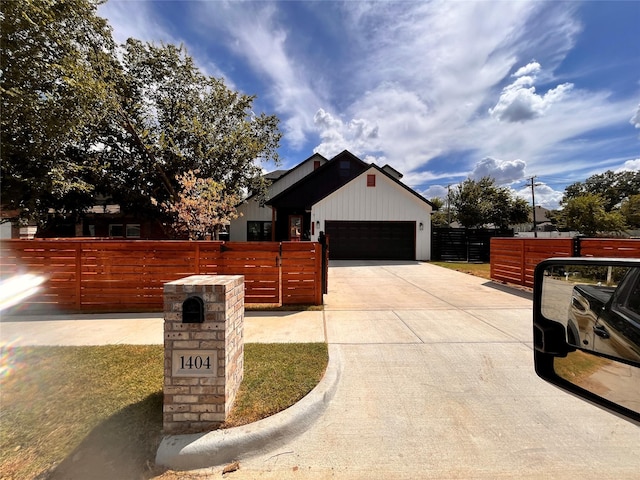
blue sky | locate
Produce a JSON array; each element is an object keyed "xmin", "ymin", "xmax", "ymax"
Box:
[{"xmin": 98, "ymin": 0, "xmax": 640, "ymax": 210}]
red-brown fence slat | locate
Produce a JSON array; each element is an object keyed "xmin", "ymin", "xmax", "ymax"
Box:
[
  {"xmin": 281, "ymin": 242, "xmax": 321, "ymax": 304},
  {"xmin": 579, "ymin": 238, "xmax": 640, "ymax": 258},
  {"xmin": 490, "ymin": 237, "xmax": 638, "ymax": 288},
  {"xmin": 2, "ymin": 239, "xmax": 323, "ymax": 312}
]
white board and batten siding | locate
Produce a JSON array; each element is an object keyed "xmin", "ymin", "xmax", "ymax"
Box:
[
  {"xmin": 231, "ymin": 199, "xmax": 272, "ymax": 241},
  {"xmin": 311, "ymin": 167, "xmax": 433, "ymax": 260},
  {"xmin": 230, "ymin": 156, "xmax": 327, "ymax": 241}
]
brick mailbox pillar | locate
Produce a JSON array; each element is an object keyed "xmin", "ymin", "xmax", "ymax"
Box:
[{"xmin": 162, "ymin": 275, "xmax": 244, "ymax": 434}]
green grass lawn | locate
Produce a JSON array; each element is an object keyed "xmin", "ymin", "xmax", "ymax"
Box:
[
  {"xmin": 554, "ymin": 349, "xmax": 611, "ymax": 384},
  {"xmin": 224, "ymin": 343, "xmax": 328, "ymax": 427},
  {"xmin": 0, "ymin": 343, "xmax": 328, "ymax": 480},
  {"xmin": 430, "ymin": 261, "xmax": 492, "ymax": 280}
]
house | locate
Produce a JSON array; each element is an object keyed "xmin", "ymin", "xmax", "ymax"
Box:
[
  {"xmin": 231, "ymin": 152, "xmax": 329, "ymax": 242},
  {"xmin": 229, "ymin": 150, "xmax": 433, "ymax": 260},
  {"xmin": 512, "ymin": 205, "xmax": 556, "ymax": 234},
  {"xmin": 1, "ymin": 195, "xmax": 175, "ymax": 240}
]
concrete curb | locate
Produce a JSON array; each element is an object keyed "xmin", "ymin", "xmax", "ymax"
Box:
[{"xmin": 155, "ymin": 344, "xmax": 342, "ymax": 470}]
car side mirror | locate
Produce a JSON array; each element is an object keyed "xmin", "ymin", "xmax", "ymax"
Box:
[{"xmin": 534, "ymin": 257, "xmax": 640, "ymax": 426}]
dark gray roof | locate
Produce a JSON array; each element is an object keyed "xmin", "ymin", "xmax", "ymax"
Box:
[{"xmin": 263, "ymin": 169, "xmax": 289, "ymax": 181}]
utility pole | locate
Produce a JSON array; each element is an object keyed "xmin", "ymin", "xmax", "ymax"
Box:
[
  {"xmin": 446, "ymin": 184, "xmax": 451, "ymax": 226},
  {"xmin": 529, "ymin": 176, "xmax": 538, "ymax": 238}
]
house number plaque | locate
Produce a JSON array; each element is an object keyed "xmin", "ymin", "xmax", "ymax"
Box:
[{"xmin": 172, "ymin": 350, "xmax": 217, "ymax": 377}]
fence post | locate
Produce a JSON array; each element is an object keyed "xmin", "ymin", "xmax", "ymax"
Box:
[
  {"xmin": 520, "ymin": 239, "xmax": 526, "ymax": 285},
  {"xmin": 573, "ymin": 237, "xmax": 582, "ymax": 257},
  {"xmin": 314, "ymin": 243, "xmax": 323, "ymax": 304},
  {"xmin": 319, "ymin": 231, "xmax": 328, "ymax": 294},
  {"xmin": 75, "ymin": 243, "xmax": 82, "ymax": 311},
  {"xmin": 489, "ymin": 237, "xmax": 497, "ymax": 280},
  {"xmin": 278, "ymin": 242, "xmax": 283, "ymax": 306}
]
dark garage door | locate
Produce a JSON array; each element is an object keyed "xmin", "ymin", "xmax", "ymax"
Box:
[{"xmin": 325, "ymin": 221, "xmax": 415, "ymax": 260}]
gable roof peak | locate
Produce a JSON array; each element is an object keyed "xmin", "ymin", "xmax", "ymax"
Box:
[
  {"xmin": 306, "ymin": 152, "xmax": 328, "ymax": 162},
  {"xmin": 363, "ymin": 163, "xmax": 434, "ymax": 208},
  {"xmin": 331, "ymin": 149, "xmax": 359, "ymax": 159},
  {"xmin": 328, "ymin": 149, "xmax": 369, "ymax": 167}
]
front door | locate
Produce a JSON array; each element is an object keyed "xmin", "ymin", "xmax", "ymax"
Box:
[{"xmin": 289, "ymin": 215, "xmax": 302, "ymax": 241}]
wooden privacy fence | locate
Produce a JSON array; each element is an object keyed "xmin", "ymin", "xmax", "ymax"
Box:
[
  {"xmin": 490, "ymin": 237, "xmax": 640, "ymax": 288},
  {"xmin": 1, "ymin": 240, "xmax": 323, "ymax": 312}
]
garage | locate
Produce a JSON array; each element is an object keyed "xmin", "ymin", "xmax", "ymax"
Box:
[{"xmin": 325, "ymin": 221, "xmax": 416, "ymax": 260}]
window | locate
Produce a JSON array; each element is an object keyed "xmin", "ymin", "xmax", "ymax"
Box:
[
  {"xmin": 339, "ymin": 160, "xmax": 350, "ymax": 178},
  {"xmin": 126, "ymin": 224, "xmax": 141, "ymax": 238},
  {"xmin": 367, "ymin": 174, "xmax": 376, "ymax": 187},
  {"xmin": 109, "ymin": 224, "xmax": 124, "ymax": 237},
  {"xmin": 109, "ymin": 223, "xmax": 140, "ymax": 238},
  {"xmin": 314, "ymin": 160, "xmax": 321, "ymax": 170},
  {"xmin": 612, "ymin": 269, "xmax": 640, "ymax": 320},
  {"xmin": 247, "ymin": 221, "xmax": 272, "ymax": 241}
]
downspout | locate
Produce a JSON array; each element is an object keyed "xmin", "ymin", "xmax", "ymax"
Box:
[{"xmin": 271, "ymin": 207, "xmax": 276, "ymax": 241}]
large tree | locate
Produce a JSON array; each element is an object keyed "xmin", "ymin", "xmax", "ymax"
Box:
[
  {"xmin": 620, "ymin": 194, "xmax": 640, "ymax": 229},
  {"xmin": 450, "ymin": 177, "xmax": 529, "ymax": 229},
  {"xmin": 1, "ymin": 1, "xmax": 281, "ymax": 235},
  {"xmin": 485, "ymin": 187, "xmax": 530, "ymax": 229},
  {"xmin": 557, "ymin": 170, "xmax": 639, "ymax": 234},
  {"xmin": 429, "ymin": 197, "xmax": 451, "ymax": 227},
  {"xmin": 1, "ymin": 0, "xmax": 119, "ymax": 225},
  {"xmin": 563, "ymin": 170, "xmax": 640, "ymax": 212},
  {"xmin": 556, "ymin": 193, "xmax": 626, "ymax": 236},
  {"xmin": 105, "ymin": 39, "xmax": 281, "ymax": 215}
]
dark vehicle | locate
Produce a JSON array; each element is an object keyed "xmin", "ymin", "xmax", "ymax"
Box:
[
  {"xmin": 567, "ymin": 268, "xmax": 640, "ymax": 363},
  {"xmin": 534, "ymin": 258, "xmax": 640, "ymax": 426}
]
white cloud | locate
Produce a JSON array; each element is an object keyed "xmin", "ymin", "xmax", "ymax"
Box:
[
  {"xmin": 101, "ymin": 1, "xmax": 326, "ymax": 149},
  {"xmin": 470, "ymin": 157, "xmax": 527, "ymax": 184},
  {"xmin": 98, "ymin": 1, "xmax": 166, "ymax": 45},
  {"xmin": 402, "ymin": 168, "xmax": 470, "ymax": 193},
  {"xmin": 363, "ymin": 154, "xmax": 386, "ymax": 166},
  {"xmin": 422, "ymin": 185, "xmax": 449, "ymax": 201},
  {"xmin": 512, "ymin": 62, "xmax": 542, "ymax": 78},
  {"xmin": 350, "ymin": 119, "xmax": 379, "ymax": 142},
  {"xmin": 313, "ymin": 109, "xmax": 381, "ymax": 160},
  {"xmin": 313, "ymin": 108, "xmax": 342, "ymax": 131},
  {"xmin": 616, "ymin": 158, "xmax": 640, "ymax": 172},
  {"xmin": 489, "ymin": 62, "xmax": 574, "ymax": 123},
  {"xmin": 514, "ymin": 183, "xmax": 564, "ymax": 211},
  {"xmin": 195, "ymin": 2, "xmax": 325, "ymax": 149},
  {"xmin": 631, "ymin": 104, "xmax": 640, "ymax": 129},
  {"xmin": 310, "ymin": 1, "xmax": 588, "ymax": 178},
  {"xmin": 478, "ymin": 88, "xmax": 638, "ymax": 178},
  {"xmin": 98, "ymin": 0, "xmax": 638, "ymax": 191}
]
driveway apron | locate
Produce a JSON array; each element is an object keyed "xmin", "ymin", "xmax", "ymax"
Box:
[{"xmin": 227, "ymin": 261, "xmax": 639, "ymax": 479}]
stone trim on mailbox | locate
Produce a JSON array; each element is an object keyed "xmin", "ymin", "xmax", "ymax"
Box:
[{"xmin": 162, "ymin": 275, "xmax": 244, "ymax": 434}]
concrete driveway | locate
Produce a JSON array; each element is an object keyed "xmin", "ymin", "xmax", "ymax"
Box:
[
  {"xmin": 226, "ymin": 261, "xmax": 639, "ymax": 479},
  {"xmin": 2, "ymin": 261, "xmax": 638, "ymax": 478}
]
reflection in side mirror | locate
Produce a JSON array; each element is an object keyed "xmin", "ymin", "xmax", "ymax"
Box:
[
  {"xmin": 554, "ymin": 349, "xmax": 640, "ymax": 415},
  {"xmin": 541, "ymin": 265, "xmax": 640, "ymax": 364},
  {"xmin": 534, "ymin": 258, "xmax": 640, "ymax": 425}
]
